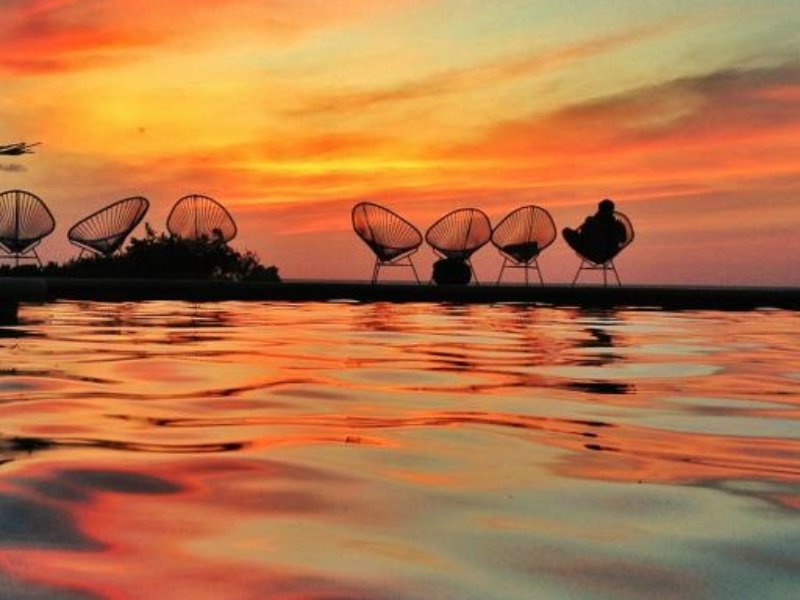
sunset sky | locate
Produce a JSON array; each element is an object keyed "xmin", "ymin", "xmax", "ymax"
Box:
[{"xmin": 1, "ymin": 0, "xmax": 799, "ymax": 284}]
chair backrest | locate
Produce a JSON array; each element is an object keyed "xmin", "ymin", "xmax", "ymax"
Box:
[
  {"xmin": 68, "ymin": 196, "xmax": 150, "ymax": 256},
  {"xmin": 491, "ymin": 205, "xmax": 556, "ymax": 263},
  {"xmin": 0, "ymin": 189, "xmax": 56, "ymax": 254},
  {"xmin": 167, "ymin": 194, "xmax": 237, "ymax": 242},
  {"xmin": 425, "ymin": 208, "xmax": 492, "ymax": 259},
  {"xmin": 614, "ymin": 211, "xmax": 635, "ymax": 251},
  {"xmin": 352, "ymin": 202, "xmax": 422, "ymax": 262}
]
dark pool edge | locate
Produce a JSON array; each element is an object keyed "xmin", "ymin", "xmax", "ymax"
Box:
[{"xmin": 0, "ymin": 278, "xmax": 795, "ymax": 310}]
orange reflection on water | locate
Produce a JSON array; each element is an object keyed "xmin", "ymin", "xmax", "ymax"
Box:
[
  {"xmin": 0, "ymin": 457, "xmax": 390, "ymax": 600},
  {"xmin": 0, "ymin": 302, "xmax": 798, "ymax": 598}
]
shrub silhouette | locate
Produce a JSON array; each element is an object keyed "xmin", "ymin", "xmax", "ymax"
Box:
[{"xmin": 0, "ymin": 224, "xmax": 280, "ymax": 281}]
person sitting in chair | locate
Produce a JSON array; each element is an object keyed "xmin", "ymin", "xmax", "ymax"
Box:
[{"xmin": 562, "ymin": 199, "xmax": 626, "ymax": 264}]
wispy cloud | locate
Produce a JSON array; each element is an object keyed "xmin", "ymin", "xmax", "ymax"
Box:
[
  {"xmin": 0, "ymin": 0, "xmax": 422, "ymax": 75},
  {"xmin": 447, "ymin": 61, "xmax": 800, "ymax": 178},
  {"xmin": 291, "ymin": 20, "xmax": 688, "ymax": 116},
  {"xmin": 124, "ymin": 61, "xmax": 800, "ymax": 228},
  {"xmin": 555, "ymin": 62, "xmax": 800, "ymax": 136},
  {"xmin": 1, "ymin": 0, "xmax": 174, "ymax": 75}
]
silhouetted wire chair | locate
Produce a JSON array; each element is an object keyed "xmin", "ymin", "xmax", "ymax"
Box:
[
  {"xmin": 425, "ymin": 208, "xmax": 492, "ymax": 284},
  {"xmin": 68, "ymin": 196, "xmax": 150, "ymax": 258},
  {"xmin": 352, "ymin": 202, "xmax": 422, "ymax": 284},
  {"xmin": 0, "ymin": 189, "xmax": 55, "ymax": 267},
  {"xmin": 167, "ymin": 194, "xmax": 237, "ymax": 242},
  {"xmin": 491, "ymin": 205, "xmax": 556, "ymax": 286},
  {"xmin": 571, "ymin": 211, "xmax": 634, "ymax": 286}
]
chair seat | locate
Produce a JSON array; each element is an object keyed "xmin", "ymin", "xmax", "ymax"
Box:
[
  {"xmin": 425, "ymin": 208, "xmax": 492, "ymax": 260},
  {"xmin": 435, "ymin": 248, "xmax": 473, "ymax": 261},
  {"xmin": 75, "ymin": 234, "xmax": 127, "ymax": 256},
  {"xmin": 501, "ymin": 241, "xmax": 540, "ymax": 263},
  {"xmin": 0, "ymin": 238, "xmax": 39, "ymax": 254},
  {"xmin": 370, "ymin": 241, "xmax": 417, "ymax": 262},
  {"xmin": 579, "ymin": 249, "xmax": 618, "ymax": 265}
]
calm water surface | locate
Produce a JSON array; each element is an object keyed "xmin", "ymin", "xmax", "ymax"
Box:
[{"xmin": 0, "ymin": 301, "xmax": 798, "ymax": 599}]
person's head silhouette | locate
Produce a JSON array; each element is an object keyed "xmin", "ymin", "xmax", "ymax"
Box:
[{"xmin": 598, "ymin": 199, "xmax": 615, "ymax": 215}]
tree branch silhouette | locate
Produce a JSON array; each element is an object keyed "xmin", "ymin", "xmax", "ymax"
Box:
[{"xmin": 0, "ymin": 142, "xmax": 40, "ymax": 155}]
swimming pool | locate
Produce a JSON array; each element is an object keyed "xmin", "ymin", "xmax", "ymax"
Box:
[{"xmin": 0, "ymin": 301, "xmax": 797, "ymax": 599}]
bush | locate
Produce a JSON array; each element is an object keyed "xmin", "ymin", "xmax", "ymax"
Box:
[{"xmin": 0, "ymin": 225, "xmax": 281, "ymax": 281}]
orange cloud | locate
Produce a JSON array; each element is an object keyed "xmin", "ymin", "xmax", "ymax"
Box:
[
  {"xmin": 0, "ymin": 0, "xmax": 424, "ymax": 75},
  {"xmin": 1, "ymin": 0, "xmax": 170, "ymax": 75},
  {"xmin": 104, "ymin": 61, "xmax": 800, "ymax": 239},
  {"xmin": 440, "ymin": 62, "xmax": 800, "ymax": 189}
]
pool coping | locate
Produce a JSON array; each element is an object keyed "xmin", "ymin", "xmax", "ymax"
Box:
[{"xmin": 0, "ymin": 278, "xmax": 796, "ymax": 310}]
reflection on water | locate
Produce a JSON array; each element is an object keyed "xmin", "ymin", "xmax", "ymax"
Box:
[{"xmin": 0, "ymin": 301, "xmax": 799, "ymax": 599}]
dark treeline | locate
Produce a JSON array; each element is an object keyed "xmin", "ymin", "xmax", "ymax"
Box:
[{"xmin": 0, "ymin": 225, "xmax": 280, "ymax": 282}]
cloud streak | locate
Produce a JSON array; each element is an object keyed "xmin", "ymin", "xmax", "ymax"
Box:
[
  {"xmin": 446, "ymin": 61, "xmax": 800, "ymax": 178},
  {"xmin": 0, "ymin": 0, "xmax": 422, "ymax": 75},
  {"xmin": 118, "ymin": 61, "xmax": 800, "ymax": 223},
  {"xmin": 291, "ymin": 20, "xmax": 688, "ymax": 116}
]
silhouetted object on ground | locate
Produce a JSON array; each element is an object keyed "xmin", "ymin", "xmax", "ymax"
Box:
[
  {"xmin": 0, "ymin": 189, "xmax": 55, "ymax": 267},
  {"xmin": 352, "ymin": 202, "xmax": 422, "ymax": 283},
  {"xmin": 167, "ymin": 194, "xmax": 237, "ymax": 243},
  {"xmin": 0, "ymin": 142, "xmax": 39, "ymax": 155},
  {"xmin": 68, "ymin": 196, "xmax": 150, "ymax": 257},
  {"xmin": 491, "ymin": 205, "xmax": 556, "ymax": 286},
  {"xmin": 563, "ymin": 199, "xmax": 634, "ymax": 286},
  {"xmin": 425, "ymin": 208, "xmax": 491, "ymax": 284},
  {"xmin": 432, "ymin": 257, "xmax": 472, "ymax": 285}
]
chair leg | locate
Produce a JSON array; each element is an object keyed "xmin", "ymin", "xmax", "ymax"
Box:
[
  {"xmin": 534, "ymin": 259, "xmax": 545, "ymax": 286},
  {"xmin": 372, "ymin": 260, "xmax": 380, "ymax": 284},
  {"xmin": 603, "ymin": 264, "xmax": 608, "ymax": 287},
  {"xmin": 572, "ymin": 261, "xmax": 585, "ymax": 286},
  {"xmin": 611, "ymin": 261, "xmax": 622, "ymax": 286},
  {"xmin": 469, "ymin": 260, "xmax": 480, "ymax": 285},
  {"xmin": 409, "ymin": 258, "xmax": 420, "ymax": 284},
  {"xmin": 496, "ymin": 258, "xmax": 507, "ymax": 285}
]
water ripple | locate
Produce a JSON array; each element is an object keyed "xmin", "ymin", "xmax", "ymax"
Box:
[{"xmin": 0, "ymin": 301, "xmax": 797, "ymax": 599}]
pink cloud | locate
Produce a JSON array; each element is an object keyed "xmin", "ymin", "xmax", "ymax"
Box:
[{"xmin": 0, "ymin": 0, "xmax": 423, "ymax": 75}]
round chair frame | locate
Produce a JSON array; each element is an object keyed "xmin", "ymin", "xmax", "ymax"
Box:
[
  {"xmin": 167, "ymin": 194, "xmax": 237, "ymax": 243},
  {"xmin": 68, "ymin": 196, "xmax": 150, "ymax": 257},
  {"xmin": 425, "ymin": 208, "xmax": 492, "ymax": 284},
  {"xmin": 491, "ymin": 205, "xmax": 557, "ymax": 286},
  {"xmin": 0, "ymin": 189, "xmax": 55, "ymax": 267},
  {"xmin": 352, "ymin": 202, "xmax": 422, "ymax": 284}
]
